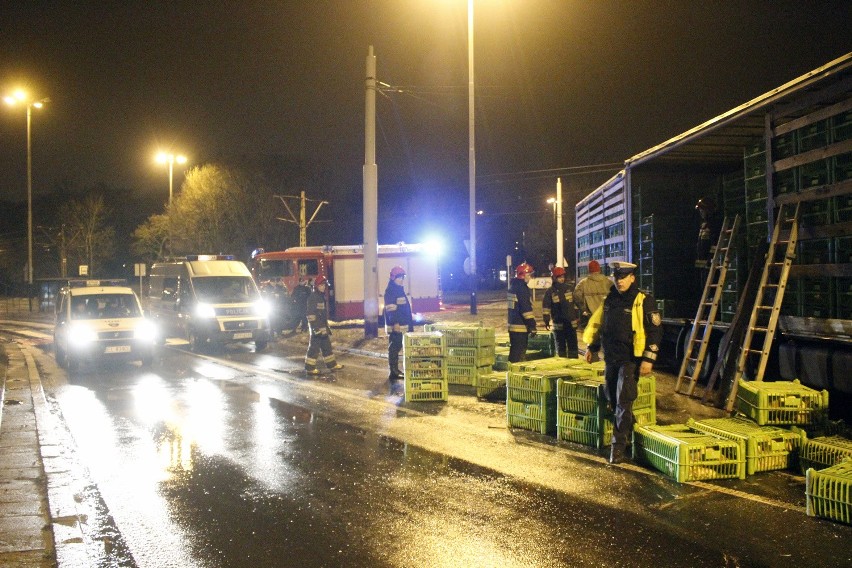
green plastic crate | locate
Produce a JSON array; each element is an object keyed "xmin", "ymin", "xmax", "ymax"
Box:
[
  {"xmin": 806, "ymin": 460, "xmax": 852, "ymax": 524},
  {"xmin": 476, "ymin": 371, "xmax": 507, "ymax": 400},
  {"xmin": 510, "ymin": 358, "xmax": 582, "ymax": 373},
  {"xmin": 634, "ymin": 424, "xmax": 746, "ymax": 482},
  {"xmin": 404, "ymin": 377, "xmax": 448, "ymax": 403},
  {"xmin": 799, "ymin": 435, "xmax": 852, "ymax": 473},
  {"xmin": 687, "ymin": 417, "xmax": 804, "ymax": 475},
  {"xmin": 507, "ymin": 399, "xmax": 557, "ymax": 435},
  {"xmin": 447, "ymin": 364, "xmax": 492, "ymax": 386},
  {"xmin": 556, "ymin": 375, "xmax": 656, "ymax": 415},
  {"xmin": 402, "ymin": 357, "xmax": 444, "ymax": 371},
  {"xmin": 507, "ymin": 370, "xmax": 571, "ymax": 404},
  {"xmin": 425, "ymin": 323, "xmax": 496, "ymax": 347},
  {"xmin": 403, "ymin": 331, "xmax": 445, "ymax": 357},
  {"xmin": 446, "ymin": 345, "xmax": 496, "ymax": 367},
  {"xmin": 735, "ymin": 379, "xmax": 829, "ymax": 425},
  {"xmin": 557, "ymin": 406, "xmax": 656, "ymax": 448}
]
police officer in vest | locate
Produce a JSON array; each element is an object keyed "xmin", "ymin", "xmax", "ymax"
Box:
[
  {"xmin": 507, "ymin": 262, "xmax": 537, "ymax": 363},
  {"xmin": 582, "ymin": 261, "xmax": 662, "ymax": 464},
  {"xmin": 542, "ymin": 266, "xmax": 579, "ymax": 358}
]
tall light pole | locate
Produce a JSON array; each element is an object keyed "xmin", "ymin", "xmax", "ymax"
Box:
[
  {"xmin": 4, "ymin": 91, "xmax": 49, "ymax": 288},
  {"xmin": 468, "ymin": 0, "xmax": 477, "ymax": 314},
  {"xmin": 156, "ymin": 152, "xmax": 188, "ymax": 204}
]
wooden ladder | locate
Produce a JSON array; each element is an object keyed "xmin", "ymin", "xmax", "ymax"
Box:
[
  {"xmin": 675, "ymin": 214, "xmax": 740, "ymax": 396},
  {"xmin": 728, "ymin": 203, "xmax": 799, "ymax": 406}
]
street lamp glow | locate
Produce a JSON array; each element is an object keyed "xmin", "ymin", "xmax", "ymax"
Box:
[{"xmin": 155, "ymin": 151, "xmax": 188, "ymax": 204}]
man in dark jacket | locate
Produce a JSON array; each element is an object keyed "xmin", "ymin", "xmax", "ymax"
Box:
[
  {"xmin": 583, "ymin": 261, "xmax": 662, "ymax": 464},
  {"xmin": 305, "ymin": 275, "xmax": 343, "ymax": 375},
  {"xmin": 507, "ymin": 262, "xmax": 537, "ymax": 363},
  {"xmin": 542, "ymin": 266, "xmax": 579, "ymax": 358},
  {"xmin": 384, "ymin": 266, "xmax": 413, "ymax": 394},
  {"xmin": 289, "ymin": 278, "xmax": 311, "ymax": 333}
]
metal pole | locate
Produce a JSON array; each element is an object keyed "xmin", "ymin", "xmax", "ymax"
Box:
[
  {"xmin": 556, "ymin": 178, "xmax": 564, "ymax": 267},
  {"xmin": 26, "ymin": 105, "xmax": 33, "ymax": 287},
  {"xmin": 299, "ymin": 190, "xmax": 307, "ymax": 247},
  {"xmin": 363, "ymin": 46, "xmax": 379, "ymax": 338},
  {"xmin": 168, "ymin": 157, "xmax": 174, "ymax": 205},
  {"xmin": 468, "ymin": 0, "xmax": 477, "ymax": 315}
]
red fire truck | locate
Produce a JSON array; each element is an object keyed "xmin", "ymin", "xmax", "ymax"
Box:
[{"xmin": 250, "ymin": 243, "xmax": 441, "ymax": 320}]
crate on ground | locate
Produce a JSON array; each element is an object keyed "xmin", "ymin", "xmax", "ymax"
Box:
[
  {"xmin": 446, "ymin": 345, "xmax": 496, "ymax": 367},
  {"xmin": 403, "ymin": 331, "xmax": 445, "ymax": 357},
  {"xmin": 403, "ymin": 357, "xmax": 446, "ymax": 380},
  {"xmin": 447, "ymin": 364, "xmax": 492, "ymax": 386},
  {"xmin": 687, "ymin": 417, "xmax": 804, "ymax": 475},
  {"xmin": 799, "ymin": 435, "xmax": 852, "ymax": 473},
  {"xmin": 634, "ymin": 424, "xmax": 746, "ymax": 482},
  {"xmin": 493, "ymin": 348, "xmax": 511, "ymax": 371},
  {"xmin": 510, "ymin": 357, "xmax": 583, "ymax": 373},
  {"xmin": 476, "ymin": 371, "xmax": 507, "ymax": 400},
  {"xmin": 404, "ymin": 378, "xmax": 448, "ymax": 403},
  {"xmin": 735, "ymin": 379, "xmax": 829, "ymax": 426},
  {"xmin": 527, "ymin": 333, "xmax": 555, "ymax": 355},
  {"xmin": 506, "ymin": 370, "xmax": 570, "ymax": 435},
  {"xmin": 806, "ymin": 460, "xmax": 852, "ymax": 524},
  {"xmin": 557, "ymin": 406, "xmax": 656, "ymax": 448}
]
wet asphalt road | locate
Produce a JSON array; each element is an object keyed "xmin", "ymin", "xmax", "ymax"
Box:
[{"xmin": 9, "ymin": 329, "xmax": 851, "ymax": 568}]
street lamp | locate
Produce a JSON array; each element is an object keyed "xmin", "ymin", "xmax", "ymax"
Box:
[
  {"xmin": 467, "ymin": 0, "xmax": 477, "ymax": 315},
  {"xmin": 155, "ymin": 151, "xmax": 188, "ymax": 204},
  {"xmin": 4, "ymin": 90, "xmax": 49, "ymax": 289}
]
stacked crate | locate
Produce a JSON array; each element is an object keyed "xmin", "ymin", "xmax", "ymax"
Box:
[
  {"xmin": 556, "ymin": 372, "xmax": 656, "ymax": 448},
  {"xmin": 634, "ymin": 423, "xmax": 747, "ymax": 482},
  {"xmin": 402, "ymin": 331, "xmax": 447, "ymax": 403},
  {"xmin": 425, "ymin": 323, "xmax": 496, "ymax": 386},
  {"xmin": 799, "ymin": 435, "xmax": 852, "ymax": 473},
  {"xmin": 687, "ymin": 416, "xmax": 804, "ymax": 476},
  {"xmin": 735, "ymin": 379, "xmax": 829, "ymax": 426},
  {"xmin": 506, "ymin": 359, "xmax": 590, "ymax": 436}
]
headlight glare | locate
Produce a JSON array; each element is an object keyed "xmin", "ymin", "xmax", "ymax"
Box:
[
  {"xmin": 134, "ymin": 319, "xmax": 158, "ymax": 342},
  {"xmin": 195, "ymin": 302, "xmax": 216, "ymax": 318},
  {"xmin": 69, "ymin": 322, "xmax": 97, "ymax": 347}
]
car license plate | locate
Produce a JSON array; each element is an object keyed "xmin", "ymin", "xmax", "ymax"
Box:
[
  {"xmin": 233, "ymin": 332, "xmax": 253, "ymax": 339},
  {"xmin": 105, "ymin": 345, "xmax": 131, "ymax": 354}
]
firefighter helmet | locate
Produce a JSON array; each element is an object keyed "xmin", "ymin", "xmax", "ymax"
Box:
[
  {"xmin": 314, "ymin": 275, "xmax": 327, "ymax": 287},
  {"xmin": 515, "ymin": 263, "xmax": 534, "ymax": 277},
  {"xmin": 390, "ymin": 266, "xmax": 406, "ymax": 280},
  {"xmin": 551, "ymin": 267, "xmax": 566, "ymax": 278}
]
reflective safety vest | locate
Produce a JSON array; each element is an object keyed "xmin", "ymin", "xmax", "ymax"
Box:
[{"xmin": 582, "ymin": 292, "xmax": 646, "ymax": 358}]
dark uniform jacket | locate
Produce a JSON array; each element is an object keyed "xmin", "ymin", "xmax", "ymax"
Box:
[
  {"xmin": 306, "ymin": 290, "xmax": 330, "ymax": 335},
  {"xmin": 542, "ymin": 280, "xmax": 578, "ymax": 330},
  {"xmin": 507, "ymin": 278, "xmax": 536, "ymax": 333},
  {"xmin": 383, "ymin": 280, "xmax": 413, "ymax": 329},
  {"xmin": 589, "ymin": 282, "xmax": 662, "ymax": 365}
]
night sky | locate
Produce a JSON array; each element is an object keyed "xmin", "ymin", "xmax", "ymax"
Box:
[{"xmin": 1, "ymin": 1, "xmax": 849, "ymax": 271}]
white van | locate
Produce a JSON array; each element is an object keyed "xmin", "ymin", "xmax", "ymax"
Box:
[
  {"xmin": 146, "ymin": 255, "xmax": 271, "ymax": 352},
  {"xmin": 54, "ymin": 282, "xmax": 157, "ymax": 369}
]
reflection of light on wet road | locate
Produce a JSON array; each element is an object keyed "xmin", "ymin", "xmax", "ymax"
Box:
[{"xmin": 182, "ymin": 378, "xmax": 226, "ymax": 454}]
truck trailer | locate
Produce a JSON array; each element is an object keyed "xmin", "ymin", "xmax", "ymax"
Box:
[
  {"xmin": 575, "ymin": 53, "xmax": 852, "ymax": 407},
  {"xmin": 251, "ymin": 243, "xmax": 441, "ymax": 320}
]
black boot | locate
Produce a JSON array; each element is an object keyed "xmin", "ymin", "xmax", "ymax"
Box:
[{"xmin": 608, "ymin": 445, "xmax": 627, "ymax": 465}]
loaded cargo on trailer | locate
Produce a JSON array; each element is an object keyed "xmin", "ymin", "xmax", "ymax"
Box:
[
  {"xmin": 575, "ymin": 53, "xmax": 852, "ymax": 414},
  {"xmin": 251, "ymin": 243, "xmax": 441, "ymax": 321}
]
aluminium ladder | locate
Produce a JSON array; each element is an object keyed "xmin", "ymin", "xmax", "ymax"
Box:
[
  {"xmin": 675, "ymin": 214, "xmax": 741, "ymax": 396},
  {"xmin": 732, "ymin": 203, "xmax": 800, "ymax": 388}
]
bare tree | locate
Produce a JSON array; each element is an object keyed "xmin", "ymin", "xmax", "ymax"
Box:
[{"xmin": 64, "ymin": 195, "xmax": 115, "ymax": 276}]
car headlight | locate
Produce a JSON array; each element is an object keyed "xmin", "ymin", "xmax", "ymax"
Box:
[
  {"xmin": 253, "ymin": 299, "xmax": 271, "ymax": 318},
  {"xmin": 195, "ymin": 302, "xmax": 216, "ymax": 318},
  {"xmin": 134, "ymin": 319, "xmax": 158, "ymax": 343},
  {"xmin": 69, "ymin": 322, "xmax": 98, "ymax": 347}
]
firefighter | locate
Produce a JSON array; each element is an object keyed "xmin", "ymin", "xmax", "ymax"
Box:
[
  {"xmin": 507, "ymin": 262, "xmax": 537, "ymax": 363},
  {"xmin": 582, "ymin": 261, "xmax": 662, "ymax": 464},
  {"xmin": 573, "ymin": 260, "xmax": 613, "ymax": 329},
  {"xmin": 384, "ymin": 266, "xmax": 413, "ymax": 394},
  {"xmin": 542, "ymin": 266, "xmax": 579, "ymax": 358},
  {"xmin": 289, "ymin": 278, "xmax": 311, "ymax": 333},
  {"xmin": 305, "ymin": 275, "xmax": 344, "ymax": 375}
]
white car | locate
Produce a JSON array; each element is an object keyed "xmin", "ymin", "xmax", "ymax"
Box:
[{"xmin": 54, "ymin": 283, "xmax": 158, "ymax": 369}]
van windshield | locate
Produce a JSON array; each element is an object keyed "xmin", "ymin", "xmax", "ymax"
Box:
[
  {"xmin": 71, "ymin": 294, "xmax": 141, "ymax": 320},
  {"xmin": 192, "ymin": 277, "xmax": 259, "ymax": 303}
]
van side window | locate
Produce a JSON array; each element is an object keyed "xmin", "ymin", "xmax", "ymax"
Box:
[{"xmin": 298, "ymin": 259, "xmax": 318, "ymax": 278}]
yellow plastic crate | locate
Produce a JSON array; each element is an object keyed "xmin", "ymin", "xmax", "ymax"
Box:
[
  {"xmin": 447, "ymin": 365, "xmax": 491, "ymax": 386},
  {"xmin": 799, "ymin": 435, "xmax": 852, "ymax": 473},
  {"xmin": 735, "ymin": 379, "xmax": 829, "ymax": 425},
  {"xmin": 687, "ymin": 417, "xmax": 804, "ymax": 475},
  {"xmin": 556, "ymin": 375, "xmax": 655, "ymax": 415},
  {"xmin": 403, "ymin": 331, "xmax": 445, "ymax": 357},
  {"xmin": 806, "ymin": 460, "xmax": 852, "ymax": 524},
  {"xmin": 446, "ymin": 345, "xmax": 496, "ymax": 367},
  {"xmin": 476, "ymin": 371, "xmax": 507, "ymax": 400},
  {"xmin": 557, "ymin": 406, "xmax": 656, "ymax": 448},
  {"xmin": 507, "ymin": 399, "xmax": 557, "ymax": 435},
  {"xmin": 404, "ymin": 378, "xmax": 448, "ymax": 403},
  {"xmin": 634, "ymin": 424, "xmax": 746, "ymax": 482}
]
